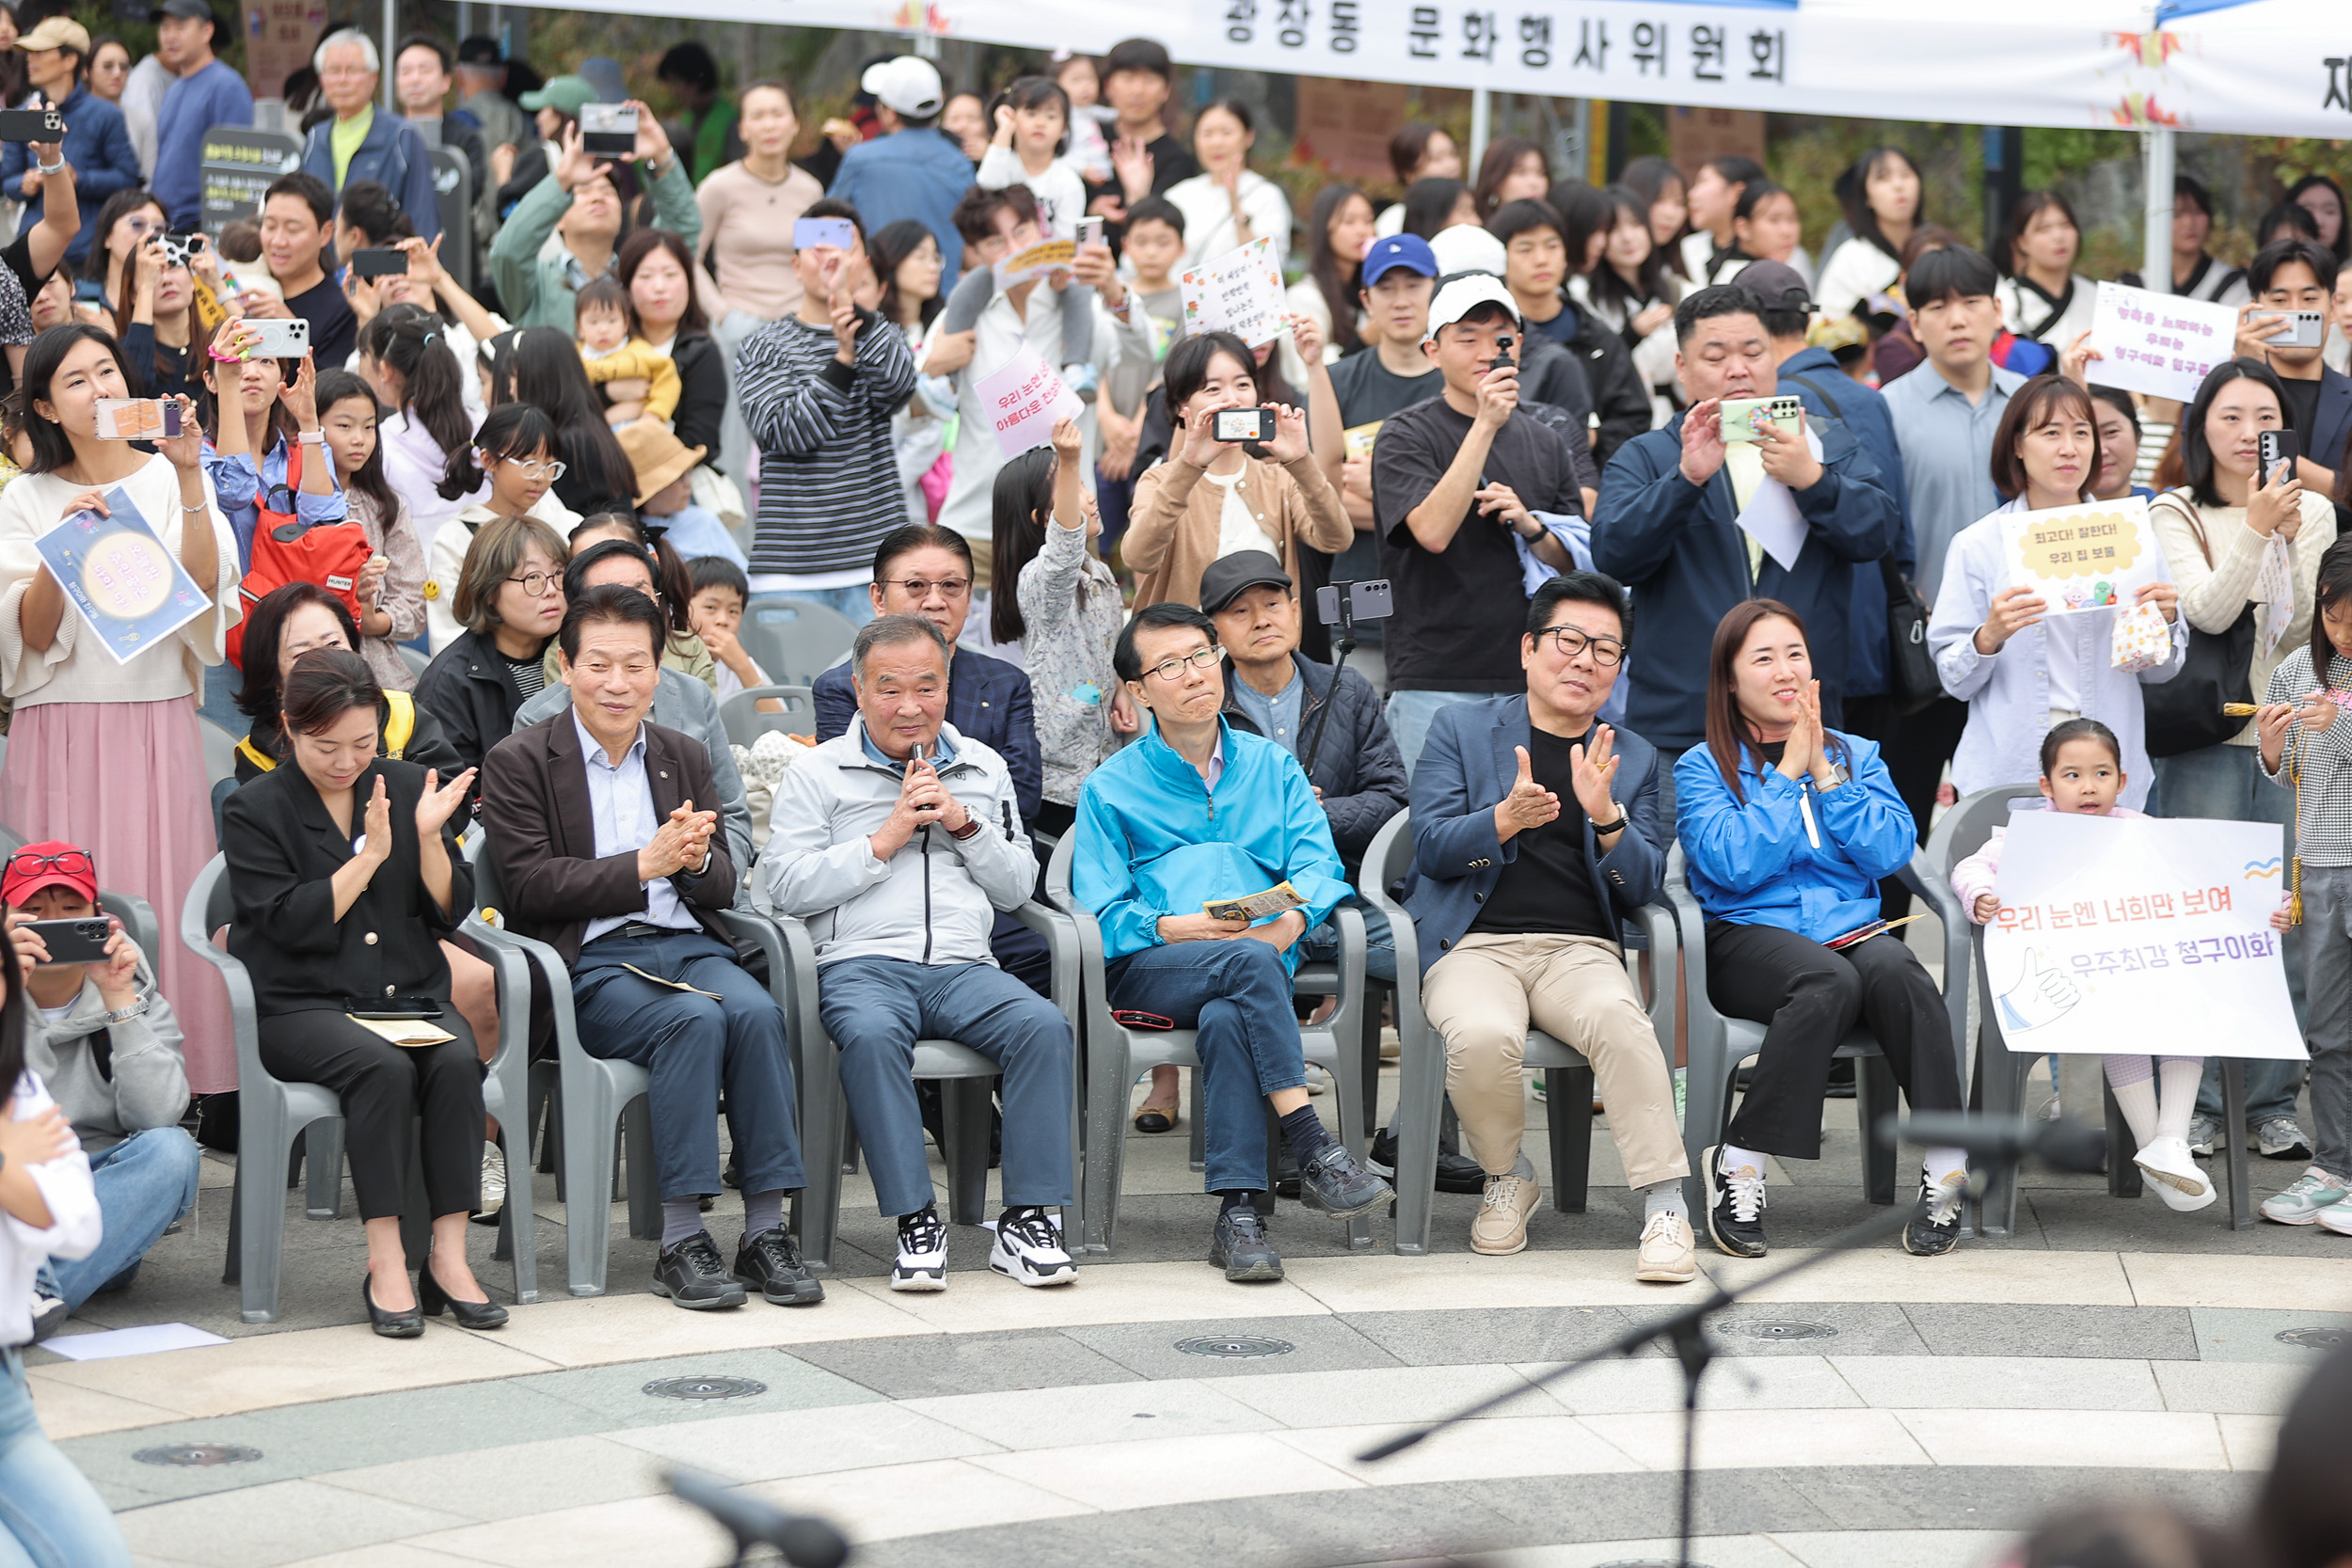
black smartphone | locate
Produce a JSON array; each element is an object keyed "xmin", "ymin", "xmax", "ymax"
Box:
[
  {"xmin": 73, "ymin": 278, "xmax": 105, "ymax": 303},
  {"xmin": 350, "ymin": 247, "xmax": 407, "ymax": 279},
  {"xmin": 343, "ymin": 997, "xmax": 446, "ymax": 1020},
  {"xmin": 1315, "ymin": 579, "xmax": 1395, "ymax": 626},
  {"xmin": 24, "ymin": 917, "xmax": 112, "ymax": 965},
  {"xmin": 0, "ymin": 108, "xmax": 63, "ymax": 143},
  {"xmin": 2261, "ymin": 428, "xmax": 2300, "ymax": 486},
  {"xmin": 1212, "ymin": 406, "xmax": 1276, "ymax": 444}
]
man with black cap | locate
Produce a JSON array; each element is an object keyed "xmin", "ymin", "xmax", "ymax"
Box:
[
  {"xmin": 827, "ymin": 55, "xmax": 975, "ymax": 277},
  {"xmin": 149, "ymin": 0, "xmax": 250, "ymax": 231}
]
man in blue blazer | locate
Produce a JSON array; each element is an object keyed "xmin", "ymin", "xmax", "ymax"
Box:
[{"xmin": 1404, "ymin": 570, "xmax": 1693, "ymax": 1280}]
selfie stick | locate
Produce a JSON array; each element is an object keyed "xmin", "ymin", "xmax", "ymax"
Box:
[{"xmin": 1296, "ymin": 590, "xmax": 1360, "ymax": 788}]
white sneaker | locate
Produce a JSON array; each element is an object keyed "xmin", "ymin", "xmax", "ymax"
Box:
[
  {"xmin": 891, "ymin": 1207, "xmax": 948, "ymax": 1291},
  {"xmin": 2316, "ymin": 1200, "xmax": 2352, "ymax": 1237},
  {"xmin": 1634, "ymin": 1211, "xmax": 1697, "ymax": 1283},
  {"xmin": 2135, "ymin": 1137, "xmax": 2217, "ymax": 1212},
  {"xmin": 988, "ymin": 1210, "xmax": 1076, "ymax": 1287},
  {"xmin": 470, "ymin": 1141, "xmax": 506, "ymax": 1227}
]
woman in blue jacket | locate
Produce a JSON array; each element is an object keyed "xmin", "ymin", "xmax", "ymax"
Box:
[{"xmin": 1675, "ymin": 599, "xmax": 1967, "ymax": 1260}]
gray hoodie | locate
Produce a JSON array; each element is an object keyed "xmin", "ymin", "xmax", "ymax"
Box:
[
  {"xmin": 24, "ymin": 956, "xmax": 189, "ymax": 1154},
  {"xmin": 760, "ymin": 718, "xmax": 1035, "ymax": 969}
]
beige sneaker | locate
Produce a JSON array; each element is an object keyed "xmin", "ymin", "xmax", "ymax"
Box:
[
  {"xmin": 1635, "ymin": 1210, "xmax": 1698, "ymax": 1283},
  {"xmin": 1470, "ymin": 1172, "xmax": 1539, "ymax": 1255}
]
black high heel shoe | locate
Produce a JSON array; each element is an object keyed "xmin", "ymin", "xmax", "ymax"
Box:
[
  {"xmin": 417, "ymin": 1266, "xmax": 509, "ymax": 1329},
  {"xmin": 363, "ymin": 1275, "xmax": 423, "ymax": 1338}
]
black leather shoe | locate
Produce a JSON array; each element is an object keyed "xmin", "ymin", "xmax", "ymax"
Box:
[
  {"xmin": 417, "ymin": 1267, "xmax": 509, "ymax": 1329},
  {"xmin": 1210, "ymin": 1207, "xmax": 1283, "ymax": 1282},
  {"xmin": 653, "ymin": 1229, "xmax": 749, "ymax": 1309},
  {"xmin": 735, "ymin": 1227, "xmax": 825, "ymax": 1306},
  {"xmin": 1367, "ymin": 1126, "xmax": 1487, "ymax": 1193},
  {"xmin": 1274, "ymin": 1145, "xmax": 1301, "ymax": 1199},
  {"xmin": 1295, "ymin": 1142, "xmax": 1394, "ymax": 1220},
  {"xmin": 363, "ymin": 1275, "xmax": 423, "ymax": 1338}
]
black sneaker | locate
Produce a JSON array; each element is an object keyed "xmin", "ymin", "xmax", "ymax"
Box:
[
  {"xmin": 1295, "ymin": 1142, "xmax": 1395, "ymax": 1220},
  {"xmin": 1706, "ymin": 1146, "xmax": 1768, "ymax": 1259},
  {"xmin": 1210, "ymin": 1207, "xmax": 1283, "ymax": 1282},
  {"xmin": 1274, "ymin": 1145, "xmax": 1302, "ymax": 1199},
  {"xmin": 1902, "ymin": 1177, "xmax": 1963, "ymax": 1257},
  {"xmin": 1367, "ymin": 1126, "xmax": 1490, "ymax": 1193},
  {"xmin": 654, "ymin": 1229, "xmax": 749, "ymax": 1309},
  {"xmin": 734, "ymin": 1227, "xmax": 824, "ymax": 1306}
]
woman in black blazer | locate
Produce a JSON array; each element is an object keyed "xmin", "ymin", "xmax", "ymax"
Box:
[{"xmin": 220, "ymin": 648, "xmax": 505, "ymax": 1338}]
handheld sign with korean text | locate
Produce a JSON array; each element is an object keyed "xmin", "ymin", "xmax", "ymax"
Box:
[
  {"xmin": 34, "ymin": 487, "xmax": 213, "ymax": 667},
  {"xmin": 2000, "ymin": 496, "xmax": 2164, "ymax": 612},
  {"xmin": 975, "ymin": 345, "xmax": 1083, "ymax": 458},
  {"xmin": 1179, "ymin": 237, "xmax": 1288, "ymax": 346},
  {"xmin": 2088, "ymin": 281, "xmax": 2236, "ymax": 404}
]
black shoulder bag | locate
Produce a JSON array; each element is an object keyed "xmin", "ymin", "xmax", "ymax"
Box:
[{"xmin": 2139, "ymin": 493, "xmax": 2258, "ymax": 758}]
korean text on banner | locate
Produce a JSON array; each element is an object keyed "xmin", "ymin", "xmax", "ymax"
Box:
[
  {"xmin": 2088, "ymin": 282, "xmax": 2236, "ymax": 404},
  {"xmin": 2000, "ymin": 495, "xmax": 2164, "ymax": 613},
  {"xmin": 976, "ymin": 346, "xmax": 1083, "ymax": 459},
  {"xmin": 1984, "ymin": 812, "xmax": 2301, "ymax": 1060},
  {"xmin": 1179, "ymin": 237, "xmax": 1289, "ymax": 346},
  {"xmin": 34, "ymin": 486, "xmax": 213, "ymax": 666}
]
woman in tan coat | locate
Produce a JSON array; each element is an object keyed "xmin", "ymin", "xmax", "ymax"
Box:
[{"xmin": 1125, "ymin": 330, "xmax": 1351, "ymax": 610}]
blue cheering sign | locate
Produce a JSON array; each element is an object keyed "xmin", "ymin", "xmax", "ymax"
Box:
[{"xmin": 35, "ymin": 487, "xmax": 213, "ymax": 666}]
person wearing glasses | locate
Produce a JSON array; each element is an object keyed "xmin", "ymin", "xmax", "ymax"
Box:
[
  {"xmin": 423, "ymin": 403, "xmax": 580, "ymax": 653},
  {"xmin": 1073, "ymin": 602, "xmax": 1395, "ymax": 1283},
  {"xmin": 1403, "ymin": 571, "xmax": 1693, "ymax": 1277},
  {"xmin": 411, "ymin": 509, "xmax": 568, "ymax": 801},
  {"xmin": 198, "ymin": 325, "xmax": 342, "ymax": 576}
]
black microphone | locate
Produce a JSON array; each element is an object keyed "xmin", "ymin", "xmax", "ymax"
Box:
[
  {"xmin": 1886, "ymin": 1112, "xmax": 2109, "ymax": 1176},
  {"xmin": 668, "ymin": 1469, "xmax": 851, "ymax": 1568}
]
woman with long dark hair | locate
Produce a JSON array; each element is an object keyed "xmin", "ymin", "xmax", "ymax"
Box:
[
  {"xmin": 869, "ymin": 217, "xmax": 953, "ymax": 528},
  {"xmin": 493, "ymin": 325, "xmax": 638, "ymax": 515},
  {"xmin": 1706, "ymin": 180, "xmax": 1804, "ymax": 286},
  {"xmin": 1470, "ymin": 135, "xmax": 1550, "ymax": 220},
  {"xmin": 365, "ymin": 307, "xmax": 481, "ymax": 550},
  {"xmin": 1399, "ymin": 176, "xmax": 1476, "ymax": 241},
  {"xmin": 197, "ymin": 321, "xmax": 342, "ymax": 574},
  {"xmin": 79, "ymin": 190, "xmax": 167, "ymax": 324},
  {"xmin": 1618, "ymin": 155, "xmax": 1692, "ymax": 282},
  {"xmin": 1375, "ymin": 121, "xmax": 1460, "ymax": 236},
  {"xmin": 1813, "ymin": 147, "xmax": 1924, "ymax": 323},
  {"xmin": 620, "ymin": 228, "xmax": 728, "ymax": 468},
  {"xmin": 1279, "ymin": 182, "xmax": 1373, "ymax": 388},
  {"xmin": 1675, "ymin": 598, "xmax": 1967, "ymax": 1260},
  {"xmin": 1995, "ymin": 189, "xmax": 2099, "ymax": 349},
  {"xmin": 1573, "ymin": 183, "xmax": 1681, "ymax": 420},
  {"xmin": 114, "ymin": 232, "xmax": 199, "ymax": 398}
]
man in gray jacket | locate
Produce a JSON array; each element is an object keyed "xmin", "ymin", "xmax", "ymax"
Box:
[
  {"xmin": 761, "ymin": 616, "xmax": 1075, "ymax": 1294},
  {"xmin": 7, "ymin": 843, "xmax": 199, "ymax": 1338}
]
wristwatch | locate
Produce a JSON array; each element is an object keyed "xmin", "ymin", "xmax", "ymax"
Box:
[
  {"xmin": 104, "ymin": 999, "xmax": 149, "ymax": 1024},
  {"xmin": 1816, "ymin": 763, "xmax": 1852, "ymax": 794},
  {"xmin": 1594, "ymin": 807, "xmax": 1630, "ymax": 835}
]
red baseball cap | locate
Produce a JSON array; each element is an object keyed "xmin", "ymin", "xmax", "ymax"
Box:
[{"xmin": 3, "ymin": 842, "xmax": 97, "ymax": 908}]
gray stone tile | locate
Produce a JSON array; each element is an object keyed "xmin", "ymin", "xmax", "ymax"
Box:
[
  {"xmin": 1706, "ymin": 1303, "xmax": 1929, "ymax": 1358},
  {"xmin": 1062, "ymin": 1314, "xmax": 1405, "ymax": 1380},
  {"xmin": 784, "ymin": 1326, "xmax": 1144, "ymax": 1398},
  {"xmin": 517, "ymin": 1348, "xmax": 882, "ymax": 1427},
  {"xmin": 112, "ymin": 1477, "xmax": 471, "ymax": 1568},
  {"xmin": 1779, "ymin": 1465, "xmax": 2254, "ymax": 1532},
  {"xmin": 312, "ymin": 1433, "xmax": 667, "ymax": 1524},
  {"xmin": 1342, "ymin": 1307, "xmax": 1672, "ymax": 1367},
  {"xmin": 2190, "ymin": 1307, "xmax": 2352, "ymax": 1364},
  {"xmin": 1899, "ymin": 1304, "xmax": 2200, "ymax": 1359}
]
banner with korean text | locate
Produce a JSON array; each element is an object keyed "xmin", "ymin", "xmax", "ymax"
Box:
[{"xmin": 1984, "ymin": 812, "xmax": 2301, "ymax": 1059}]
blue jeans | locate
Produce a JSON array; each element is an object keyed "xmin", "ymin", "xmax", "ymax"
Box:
[
  {"xmin": 1385, "ymin": 689, "xmax": 1489, "ymax": 781},
  {"xmin": 570, "ymin": 929, "xmax": 804, "ymax": 1201},
  {"xmin": 746, "ymin": 583, "xmax": 876, "ymax": 626},
  {"xmin": 2151, "ymin": 742, "xmax": 2306, "ymax": 1123},
  {"xmin": 199, "ymin": 660, "xmax": 243, "ymax": 733},
  {"xmin": 0, "ymin": 1349, "xmax": 130, "ymax": 1567},
  {"xmin": 1106, "ymin": 939, "xmax": 1307, "ymax": 1194},
  {"xmin": 48, "ymin": 1129, "xmax": 199, "ymax": 1312},
  {"xmin": 1299, "ymin": 895, "xmax": 1398, "ymax": 983},
  {"xmin": 818, "ymin": 956, "xmax": 1074, "ymax": 1216}
]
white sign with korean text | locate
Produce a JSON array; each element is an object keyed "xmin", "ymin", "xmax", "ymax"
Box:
[
  {"xmin": 975, "ymin": 345, "xmax": 1083, "ymax": 459},
  {"xmin": 1985, "ymin": 812, "xmax": 2301, "ymax": 1059},
  {"xmin": 2088, "ymin": 282, "xmax": 2238, "ymax": 404},
  {"xmin": 1999, "ymin": 496, "xmax": 2165, "ymax": 614},
  {"xmin": 1179, "ymin": 237, "xmax": 1289, "ymax": 347}
]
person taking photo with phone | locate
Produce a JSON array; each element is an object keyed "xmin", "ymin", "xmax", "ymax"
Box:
[{"xmin": 0, "ymin": 18, "xmax": 138, "ymax": 270}]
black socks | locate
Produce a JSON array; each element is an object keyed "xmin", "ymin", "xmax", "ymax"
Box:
[{"xmin": 1279, "ymin": 1104, "xmax": 1336, "ymax": 1162}]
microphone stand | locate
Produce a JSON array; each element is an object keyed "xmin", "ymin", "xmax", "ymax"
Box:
[{"xmin": 1358, "ymin": 1180, "xmax": 1970, "ymax": 1568}]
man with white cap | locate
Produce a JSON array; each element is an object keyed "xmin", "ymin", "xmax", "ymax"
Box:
[
  {"xmin": 1372, "ymin": 271, "xmax": 1599, "ymax": 775},
  {"xmin": 829, "ymin": 56, "xmax": 977, "ymax": 277},
  {"xmin": 1428, "ymin": 223, "xmax": 1593, "ymax": 431}
]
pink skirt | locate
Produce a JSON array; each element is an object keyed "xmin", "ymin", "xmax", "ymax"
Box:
[{"xmin": 0, "ymin": 696, "xmax": 235, "ymax": 1091}]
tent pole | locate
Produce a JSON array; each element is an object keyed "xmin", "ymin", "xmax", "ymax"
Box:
[
  {"xmin": 381, "ymin": 0, "xmax": 396, "ymax": 110},
  {"xmin": 1470, "ymin": 87, "xmax": 1490, "ymax": 178},
  {"xmin": 2143, "ymin": 127, "xmax": 2175, "ymax": 293}
]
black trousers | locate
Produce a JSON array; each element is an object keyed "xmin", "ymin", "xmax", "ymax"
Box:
[
  {"xmin": 257, "ymin": 1008, "xmax": 484, "ymax": 1221},
  {"xmin": 1704, "ymin": 922, "xmax": 1962, "ymax": 1161}
]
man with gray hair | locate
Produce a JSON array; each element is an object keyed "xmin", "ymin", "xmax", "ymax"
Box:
[
  {"xmin": 762, "ymin": 614, "xmax": 1077, "ymax": 1293},
  {"xmin": 296, "ymin": 27, "xmax": 442, "ymax": 241}
]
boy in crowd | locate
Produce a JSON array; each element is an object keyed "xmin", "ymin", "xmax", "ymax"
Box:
[
  {"xmin": 686, "ymin": 556, "xmax": 768, "ymax": 699},
  {"xmin": 1083, "ymin": 38, "xmax": 1200, "ymax": 229}
]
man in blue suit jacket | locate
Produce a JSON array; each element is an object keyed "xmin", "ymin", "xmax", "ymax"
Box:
[
  {"xmin": 2, "ymin": 19, "xmax": 140, "ymax": 267},
  {"xmin": 1403, "ymin": 571, "xmax": 1693, "ymax": 1279}
]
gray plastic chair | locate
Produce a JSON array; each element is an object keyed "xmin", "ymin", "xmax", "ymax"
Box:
[
  {"xmin": 1667, "ymin": 841, "xmax": 1972, "ymax": 1217},
  {"xmin": 466, "ymin": 832, "xmax": 796, "ymax": 1295},
  {"xmin": 398, "ymin": 644, "xmax": 432, "ymax": 680},
  {"xmin": 1360, "ymin": 812, "xmax": 1680, "ymax": 1256},
  {"xmin": 181, "ymin": 853, "xmax": 538, "ymax": 1322},
  {"xmin": 739, "ymin": 596, "xmax": 862, "ymax": 688},
  {"xmin": 718, "ymin": 684, "xmax": 818, "ymax": 748},
  {"xmin": 1925, "ymin": 784, "xmax": 2253, "ymax": 1234},
  {"xmin": 1043, "ymin": 829, "xmax": 1374, "ymax": 1255},
  {"xmin": 197, "ymin": 718, "xmax": 240, "ymax": 789},
  {"xmin": 772, "ymin": 900, "xmax": 1083, "ymax": 1271}
]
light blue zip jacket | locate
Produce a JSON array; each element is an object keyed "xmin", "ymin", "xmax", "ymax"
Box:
[
  {"xmin": 1674, "ymin": 731, "xmax": 1917, "ymax": 944},
  {"xmin": 1074, "ymin": 717, "xmax": 1350, "ymax": 973}
]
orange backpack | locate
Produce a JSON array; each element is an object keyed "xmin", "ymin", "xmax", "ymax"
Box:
[{"xmin": 224, "ymin": 442, "xmax": 373, "ymax": 669}]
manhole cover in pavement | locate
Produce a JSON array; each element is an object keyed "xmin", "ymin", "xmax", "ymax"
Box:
[
  {"xmin": 135, "ymin": 1444, "xmax": 262, "ymax": 1467},
  {"xmin": 1716, "ymin": 1319, "xmax": 1837, "ymax": 1340},
  {"xmin": 643, "ymin": 1375, "xmax": 768, "ymax": 1402},
  {"xmin": 2277, "ymin": 1327, "xmax": 2348, "ymax": 1350},
  {"xmin": 1175, "ymin": 1335, "xmax": 1295, "ymax": 1358}
]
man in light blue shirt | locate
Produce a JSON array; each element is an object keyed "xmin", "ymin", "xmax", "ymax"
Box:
[
  {"xmin": 573, "ymin": 707, "xmax": 701, "ymax": 942},
  {"xmin": 827, "ymin": 55, "xmax": 974, "ymax": 277},
  {"xmin": 149, "ymin": 0, "xmax": 252, "ymax": 231},
  {"xmin": 1878, "ymin": 244, "xmax": 2026, "ymax": 857}
]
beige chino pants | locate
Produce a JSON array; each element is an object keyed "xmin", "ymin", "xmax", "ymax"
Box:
[{"xmin": 1422, "ymin": 932, "xmax": 1689, "ymax": 1190}]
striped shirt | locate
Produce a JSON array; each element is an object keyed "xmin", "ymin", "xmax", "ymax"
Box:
[
  {"xmin": 2262, "ymin": 646, "xmax": 2352, "ymax": 865},
  {"xmin": 736, "ymin": 309, "xmax": 918, "ymax": 580}
]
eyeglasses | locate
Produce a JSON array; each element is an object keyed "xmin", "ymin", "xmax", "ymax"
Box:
[
  {"xmin": 1139, "ymin": 646, "xmax": 1223, "ymax": 683},
  {"xmin": 8, "ymin": 848, "xmax": 92, "ymax": 879},
  {"xmin": 504, "ymin": 570, "xmax": 561, "ymax": 596},
  {"xmin": 490, "ymin": 456, "xmax": 567, "ymax": 483},
  {"xmin": 881, "ymin": 577, "xmax": 971, "ymax": 601},
  {"xmin": 1534, "ymin": 625, "xmax": 1626, "ymax": 666}
]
